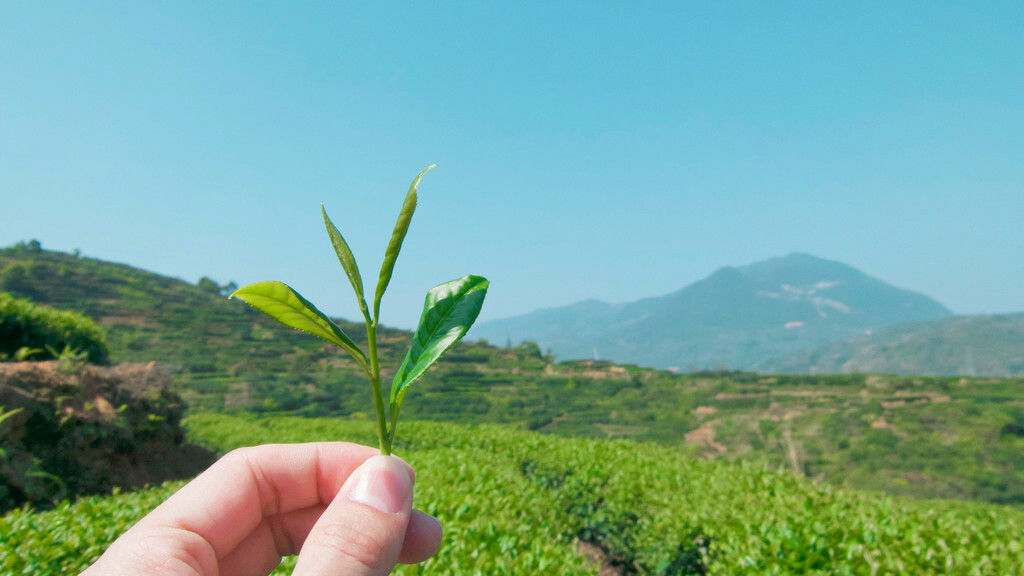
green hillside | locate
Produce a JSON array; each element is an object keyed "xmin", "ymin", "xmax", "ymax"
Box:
[
  {"xmin": 762, "ymin": 313, "xmax": 1024, "ymax": 377},
  {"xmin": 0, "ymin": 243, "xmax": 409, "ymax": 414},
  {"xmin": 4, "ymin": 244, "xmax": 1024, "ymax": 507},
  {"xmin": 4, "ymin": 415, "xmax": 1023, "ymax": 575}
]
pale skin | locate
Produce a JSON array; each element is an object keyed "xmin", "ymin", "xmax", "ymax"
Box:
[{"xmin": 82, "ymin": 443, "xmax": 443, "ymax": 576}]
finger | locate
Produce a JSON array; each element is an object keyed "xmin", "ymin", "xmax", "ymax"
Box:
[
  {"xmin": 216, "ymin": 506, "xmax": 442, "ymax": 574},
  {"xmin": 83, "ymin": 442, "xmax": 383, "ymax": 575},
  {"xmin": 79, "ymin": 525, "xmax": 216, "ymax": 576},
  {"xmin": 137, "ymin": 442, "xmax": 379, "ymax": 557},
  {"xmin": 217, "ymin": 506, "xmax": 324, "ymax": 576},
  {"xmin": 398, "ymin": 510, "xmax": 443, "ymax": 564},
  {"xmin": 293, "ymin": 455, "xmax": 414, "ymax": 576}
]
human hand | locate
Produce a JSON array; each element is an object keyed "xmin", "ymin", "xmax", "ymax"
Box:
[{"xmin": 81, "ymin": 443, "xmax": 442, "ymax": 576}]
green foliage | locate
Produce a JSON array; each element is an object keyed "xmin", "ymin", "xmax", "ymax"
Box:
[
  {"xmin": 514, "ymin": 340, "xmax": 544, "ymax": 360},
  {"xmin": 0, "ymin": 407, "xmax": 22, "ymax": 428},
  {"xmin": 1, "ymin": 482, "xmax": 184, "ymax": 574},
  {"xmin": 322, "ymin": 205, "xmax": 369, "ymax": 316},
  {"xmin": 0, "ymin": 405, "xmax": 50, "ymax": 510},
  {"xmin": 0, "ymin": 361, "xmax": 206, "ymax": 513},
  {"xmin": 1, "ymin": 264, "xmax": 37, "ymax": 298},
  {"xmin": 5, "ymin": 415, "xmax": 1024, "ymax": 575},
  {"xmin": 390, "ymin": 275, "xmax": 490, "ymax": 427},
  {"xmin": 12, "ymin": 347, "xmax": 44, "ymax": 361},
  {"xmin": 230, "ymin": 281, "xmax": 368, "ymax": 373},
  {"xmin": 232, "ymin": 167, "xmax": 487, "ymax": 454},
  {"xmin": 195, "ymin": 276, "xmax": 220, "ymax": 295},
  {"xmin": 375, "ymin": 165, "xmax": 433, "ymax": 321},
  {"xmin": 0, "ymin": 246, "xmax": 366, "ymax": 415},
  {"xmin": 0, "ymin": 291, "xmax": 108, "ymax": 364}
]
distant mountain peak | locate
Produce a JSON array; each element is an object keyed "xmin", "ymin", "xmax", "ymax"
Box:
[
  {"xmin": 740, "ymin": 252, "xmax": 864, "ymax": 279},
  {"xmin": 474, "ymin": 253, "xmax": 952, "ymax": 370},
  {"xmin": 782, "ymin": 251, "xmax": 828, "ymax": 261},
  {"xmin": 703, "ymin": 265, "xmax": 745, "ymax": 282}
]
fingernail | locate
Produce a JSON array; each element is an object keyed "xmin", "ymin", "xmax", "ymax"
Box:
[{"xmin": 345, "ymin": 455, "xmax": 412, "ymax": 514}]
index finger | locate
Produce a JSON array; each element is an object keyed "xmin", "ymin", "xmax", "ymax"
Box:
[{"xmin": 135, "ymin": 442, "xmax": 394, "ymax": 559}]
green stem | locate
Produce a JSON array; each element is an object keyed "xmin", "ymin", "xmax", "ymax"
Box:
[
  {"xmin": 366, "ymin": 320, "xmax": 391, "ymax": 455},
  {"xmin": 387, "ymin": 398, "xmax": 401, "ymax": 446}
]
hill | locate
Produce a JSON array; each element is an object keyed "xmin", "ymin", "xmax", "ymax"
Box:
[
  {"xmin": 4, "ymin": 244, "xmax": 1024, "ymax": 507},
  {"xmin": 473, "ymin": 253, "xmax": 952, "ymax": 370},
  {"xmin": 0, "ymin": 243, "xmax": 413, "ymax": 414},
  {"xmin": 761, "ymin": 313, "xmax": 1024, "ymax": 377},
  {"xmin": 4, "ymin": 415, "xmax": 1023, "ymax": 575}
]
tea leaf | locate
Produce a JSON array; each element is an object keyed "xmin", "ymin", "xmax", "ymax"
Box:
[
  {"xmin": 322, "ymin": 205, "xmax": 369, "ymax": 319},
  {"xmin": 390, "ymin": 275, "xmax": 488, "ymax": 411},
  {"xmin": 231, "ymin": 281, "xmax": 368, "ymax": 372},
  {"xmin": 373, "ymin": 164, "xmax": 435, "ymax": 320}
]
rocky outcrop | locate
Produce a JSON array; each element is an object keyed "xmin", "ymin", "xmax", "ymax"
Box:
[{"xmin": 0, "ymin": 361, "xmax": 212, "ymax": 511}]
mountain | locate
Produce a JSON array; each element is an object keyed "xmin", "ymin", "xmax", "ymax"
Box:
[
  {"xmin": 473, "ymin": 253, "xmax": 953, "ymax": 370},
  {"xmin": 761, "ymin": 312, "xmax": 1024, "ymax": 377}
]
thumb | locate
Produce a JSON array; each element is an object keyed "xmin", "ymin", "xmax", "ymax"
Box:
[{"xmin": 293, "ymin": 455, "xmax": 414, "ymax": 576}]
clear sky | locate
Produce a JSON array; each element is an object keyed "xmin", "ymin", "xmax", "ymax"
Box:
[{"xmin": 1, "ymin": 2, "xmax": 1022, "ymax": 329}]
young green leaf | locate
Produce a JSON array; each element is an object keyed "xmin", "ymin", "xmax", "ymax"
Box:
[
  {"xmin": 322, "ymin": 205, "xmax": 369, "ymax": 319},
  {"xmin": 0, "ymin": 407, "xmax": 24, "ymax": 428},
  {"xmin": 231, "ymin": 281, "xmax": 368, "ymax": 372},
  {"xmin": 230, "ymin": 167, "xmax": 486, "ymax": 455},
  {"xmin": 390, "ymin": 275, "xmax": 489, "ymax": 412},
  {"xmin": 373, "ymin": 164, "xmax": 435, "ymax": 320}
]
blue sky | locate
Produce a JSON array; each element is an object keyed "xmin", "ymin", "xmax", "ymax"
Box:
[{"xmin": 1, "ymin": 2, "xmax": 1022, "ymax": 329}]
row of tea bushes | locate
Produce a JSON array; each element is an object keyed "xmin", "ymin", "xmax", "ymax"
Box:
[{"xmin": 4, "ymin": 414, "xmax": 1023, "ymax": 574}]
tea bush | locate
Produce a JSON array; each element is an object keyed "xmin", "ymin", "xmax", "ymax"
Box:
[
  {"xmin": 4, "ymin": 415, "xmax": 1023, "ymax": 574},
  {"xmin": 0, "ymin": 291, "xmax": 108, "ymax": 364},
  {"xmin": 0, "ymin": 482, "xmax": 182, "ymax": 574}
]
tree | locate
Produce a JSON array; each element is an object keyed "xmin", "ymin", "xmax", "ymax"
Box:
[
  {"xmin": 515, "ymin": 340, "xmax": 543, "ymax": 359},
  {"xmin": 196, "ymin": 277, "xmax": 220, "ymax": 295},
  {"xmin": 218, "ymin": 281, "xmax": 238, "ymax": 297}
]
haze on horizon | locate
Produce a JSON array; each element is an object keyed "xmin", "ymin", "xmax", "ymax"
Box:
[{"xmin": 1, "ymin": 2, "xmax": 1021, "ymax": 329}]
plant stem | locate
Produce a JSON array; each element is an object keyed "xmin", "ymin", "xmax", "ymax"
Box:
[
  {"xmin": 366, "ymin": 320, "xmax": 391, "ymax": 455},
  {"xmin": 387, "ymin": 399, "xmax": 401, "ymax": 446}
]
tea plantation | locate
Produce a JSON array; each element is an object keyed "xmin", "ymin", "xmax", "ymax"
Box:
[
  {"xmin": 4, "ymin": 245, "xmax": 1024, "ymax": 574},
  {"xmin": 5, "ymin": 246, "xmax": 1024, "ymax": 507},
  {"xmin": 4, "ymin": 414, "xmax": 1023, "ymax": 575}
]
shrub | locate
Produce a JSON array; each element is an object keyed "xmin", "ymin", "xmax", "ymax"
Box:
[
  {"xmin": 0, "ymin": 292, "xmax": 109, "ymax": 364},
  {"xmin": 0, "ymin": 361, "xmax": 211, "ymax": 512}
]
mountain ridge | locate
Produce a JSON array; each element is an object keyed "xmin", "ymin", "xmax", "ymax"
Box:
[
  {"xmin": 761, "ymin": 312, "xmax": 1024, "ymax": 377},
  {"xmin": 474, "ymin": 253, "xmax": 954, "ymax": 370}
]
